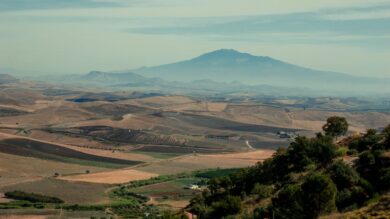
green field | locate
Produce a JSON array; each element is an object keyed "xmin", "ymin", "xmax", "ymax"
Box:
[{"xmin": 130, "ymin": 177, "xmax": 202, "ymax": 201}]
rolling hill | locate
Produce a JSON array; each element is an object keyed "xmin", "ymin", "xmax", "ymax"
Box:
[{"xmin": 0, "ymin": 74, "xmax": 19, "ymax": 84}]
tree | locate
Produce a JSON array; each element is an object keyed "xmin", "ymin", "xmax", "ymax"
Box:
[
  {"xmin": 301, "ymin": 173, "xmax": 337, "ymax": 218},
  {"xmin": 288, "ymin": 136, "xmax": 313, "ymax": 171},
  {"xmin": 309, "ymin": 134, "xmax": 339, "ymax": 167},
  {"xmin": 323, "ymin": 116, "xmax": 349, "ymax": 138},
  {"xmin": 355, "ymin": 150, "xmax": 388, "ymax": 190},
  {"xmin": 209, "ymin": 195, "xmax": 242, "ymax": 218},
  {"xmin": 272, "ymin": 184, "xmax": 306, "ymax": 219},
  {"xmin": 188, "ymin": 193, "xmax": 210, "ymax": 218},
  {"xmin": 328, "ymin": 160, "xmax": 360, "ymax": 189},
  {"xmin": 358, "ymin": 129, "xmax": 382, "ymax": 151},
  {"xmin": 382, "ymin": 124, "xmax": 390, "ymax": 149},
  {"xmin": 379, "ymin": 168, "xmax": 390, "ymax": 190}
]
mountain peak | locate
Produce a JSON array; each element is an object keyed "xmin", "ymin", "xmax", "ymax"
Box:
[
  {"xmin": 186, "ymin": 49, "xmax": 282, "ymax": 67},
  {"xmin": 197, "ymin": 49, "xmax": 253, "ymax": 59},
  {"xmin": 208, "ymin": 48, "xmax": 242, "ymax": 55},
  {"xmin": 87, "ymin": 71, "xmax": 106, "ymax": 76}
]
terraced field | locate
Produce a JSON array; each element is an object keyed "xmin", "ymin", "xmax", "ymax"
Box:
[
  {"xmin": 160, "ymin": 112, "xmax": 299, "ymax": 133},
  {"xmin": 45, "ymin": 126, "xmax": 186, "ymax": 146}
]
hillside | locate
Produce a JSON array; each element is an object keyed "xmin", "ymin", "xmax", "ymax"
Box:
[{"xmin": 186, "ymin": 118, "xmax": 390, "ymax": 218}]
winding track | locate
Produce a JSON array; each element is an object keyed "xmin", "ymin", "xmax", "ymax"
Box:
[{"xmin": 245, "ymin": 140, "xmax": 254, "ymax": 150}]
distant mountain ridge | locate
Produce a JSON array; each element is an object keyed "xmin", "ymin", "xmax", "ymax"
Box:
[
  {"xmin": 0, "ymin": 74, "xmax": 19, "ymax": 84},
  {"xmin": 22, "ymin": 49, "xmax": 390, "ymax": 96},
  {"xmin": 82, "ymin": 71, "xmax": 147, "ymax": 84},
  {"xmin": 133, "ymin": 49, "xmax": 389, "ymax": 94}
]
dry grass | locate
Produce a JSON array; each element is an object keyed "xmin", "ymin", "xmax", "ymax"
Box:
[
  {"xmin": 0, "ymin": 104, "xmax": 95, "ymax": 128},
  {"xmin": 28, "ymin": 130, "xmax": 110, "ymax": 148},
  {"xmin": 59, "ymin": 150, "xmax": 274, "ymax": 184},
  {"xmin": 0, "ymin": 132, "xmax": 110, "ymax": 187},
  {"xmin": 136, "ymin": 150, "xmax": 274, "ymax": 175},
  {"xmin": 60, "ymin": 169, "xmax": 158, "ymax": 184},
  {"xmin": 322, "ymin": 193, "xmax": 390, "ymax": 219},
  {"xmin": 0, "ymin": 193, "xmax": 13, "ymax": 203},
  {"xmin": 42, "ymin": 140, "xmax": 156, "ymax": 163},
  {"xmin": 0, "ymin": 152, "xmax": 107, "ymax": 188},
  {"xmin": 206, "ymin": 103, "xmax": 227, "ymax": 112},
  {"xmin": 122, "ymin": 95, "xmax": 195, "ymax": 107},
  {"xmin": 148, "ymin": 197, "xmax": 190, "ymax": 209},
  {"xmin": 0, "ymin": 178, "xmax": 110, "ymax": 204}
]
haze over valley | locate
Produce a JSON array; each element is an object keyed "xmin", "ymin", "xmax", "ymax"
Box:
[{"xmin": 0, "ymin": 0, "xmax": 390, "ymax": 218}]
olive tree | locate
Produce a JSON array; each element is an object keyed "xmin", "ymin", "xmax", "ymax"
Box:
[{"xmin": 323, "ymin": 116, "xmax": 349, "ymax": 139}]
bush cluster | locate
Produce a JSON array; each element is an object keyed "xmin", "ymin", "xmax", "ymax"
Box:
[
  {"xmin": 187, "ymin": 118, "xmax": 390, "ymax": 219},
  {"xmin": 4, "ymin": 191, "xmax": 64, "ymax": 204}
]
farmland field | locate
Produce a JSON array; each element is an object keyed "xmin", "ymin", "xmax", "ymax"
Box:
[
  {"xmin": 0, "ymin": 138, "xmax": 142, "ymax": 168},
  {"xmin": 133, "ymin": 145, "xmax": 224, "ymax": 154},
  {"xmin": 159, "ymin": 112, "xmax": 300, "ymax": 133},
  {"xmin": 135, "ymin": 150, "xmax": 273, "ymax": 175},
  {"xmin": 0, "ymin": 209, "xmax": 110, "ymax": 218},
  {"xmin": 130, "ymin": 177, "xmax": 202, "ymax": 208},
  {"xmin": 0, "ymin": 80, "xmax": 388, "ymax": 217},
  {"xmin": 60, "ymin": 169, "xmax": 159, "ymax": 184},
  {"xmin": 0, "ymin": 152, "xmax": 108, "ymax": 188},
  {"xmin": 0, "ymin": 178, "xmax": 110, "ymax": 205}
]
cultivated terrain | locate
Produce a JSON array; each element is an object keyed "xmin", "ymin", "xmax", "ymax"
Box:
[{"xmin": 1, "ymin": 49, "xmax": 390, "ymax": 218}]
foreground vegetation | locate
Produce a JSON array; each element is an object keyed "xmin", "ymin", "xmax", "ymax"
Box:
[
  {"xmin": 0, "ymin": 168, "xmax": 238, "ymax": 218},
  {"xmin": 187, "ymin": 117, "xmax": 390, "ymax": 218}
]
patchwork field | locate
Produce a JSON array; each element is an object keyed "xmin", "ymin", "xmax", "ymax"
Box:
[
  {"xmin": 56, "ymin": 150, "xmax": 273, "ymax": 184},
  {"xmin": 0, "ymin": 138, "xmax": 142, "ymax": 168},
  {"xmin": 0, "ymin": 152, "xmax": 108, "ymax": 188},
  {"xmin": 0, "ymin": 82, "xmax": 389, "ymax": 216}
]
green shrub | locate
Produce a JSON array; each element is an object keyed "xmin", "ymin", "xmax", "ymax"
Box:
[
  {"xmin": 272, "ymin": 184, "xmax": 305, "ymax": 219},
  {"xmin": 347, "ymin": 149, "xmax": 358, "ymax": 156},
  {"xmin": 328, "ymin": 160, "xmax": 360, "ymax": 189},
  {"xmin": 4, "ymin": 191, "xmax": 64, "ymax": 204},
  {"xmin": 301, "ymin": 173, "xmax": 337, "ymax": 218},
  {"xmin": 209, "ymin": 195, "xmax": 242, "ymax": 218},
  {"xmin": 379, "ymin": 168, "xmax": 390, "ymax": 190},
  {"xmin": 195, "ymin": 168, "xmax": 240, "ymax": 179},
  {"xmin": 337, "ymin": 147, "xmax": 349, "ymax": 156},
  {"xmin": 251, "ymin": 183, "xmax": 274, "ymax": 199}
]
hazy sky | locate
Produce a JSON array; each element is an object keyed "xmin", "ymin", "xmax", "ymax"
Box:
[{"xmin": 0, "ymin": 0, "xmax": 389, "ymax": 77}]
